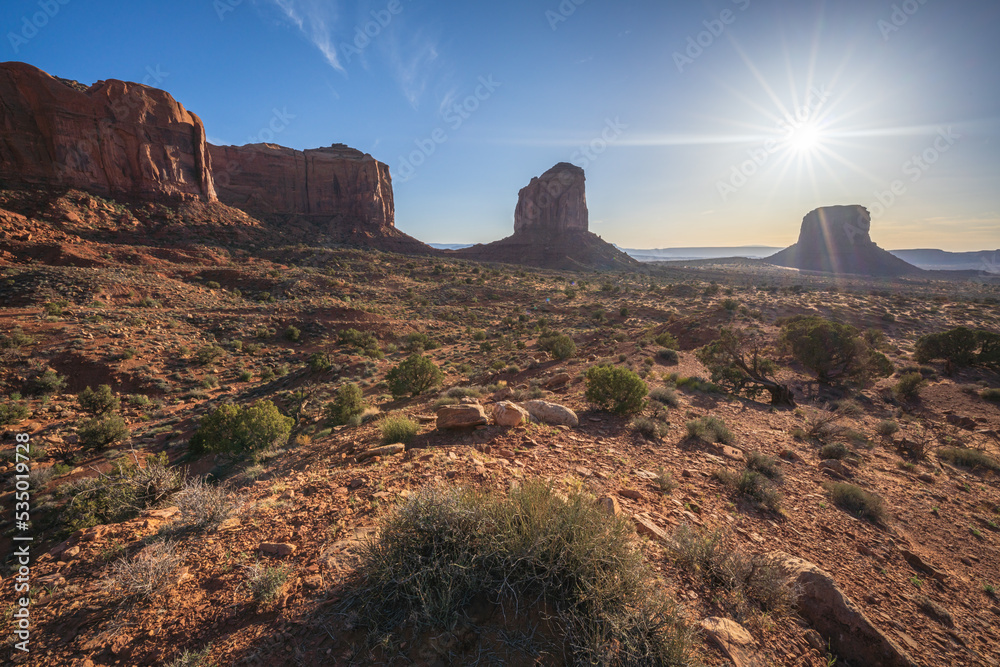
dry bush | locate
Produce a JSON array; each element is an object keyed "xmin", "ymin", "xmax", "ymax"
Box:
[{"xmin": 104, "ymin": 540, "xmax": 184, "ymax": 601}]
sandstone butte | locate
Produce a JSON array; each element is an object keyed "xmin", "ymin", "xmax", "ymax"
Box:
[
  {"xmin": 767, "ymin": 204, "xmax": 921, "ymax": 277},
  {"xmin": 0, "ymin": 61, "xmax": 216, "ymax": 202},
  {"xmin": 455, "ymin": 162, "xmax": 638, "ymax": 270}
]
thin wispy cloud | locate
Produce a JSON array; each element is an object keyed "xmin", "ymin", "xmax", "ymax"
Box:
[
  {"xmin": 270, "ymin": 0, "xmax": 344, "ymax": 72},
  {"xmin": 382, "ymin": 24, "xmax": 441, "ymax": 110}
]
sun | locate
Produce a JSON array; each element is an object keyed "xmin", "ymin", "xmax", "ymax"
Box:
[{"xmin": 785, "ymin": 120, "xmax": 824, "ymax": 154}]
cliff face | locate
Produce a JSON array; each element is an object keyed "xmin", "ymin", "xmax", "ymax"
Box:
[
  {"xmin": 455, "ymin": 163, "xmax": 636, "ymax": 270},
  {"xmin": 513, "ymin": 162, "xmax": 588, "ymax": 236},
  {"xmin": 767, "ymin": 205, "xmax": 920, "ymax": 276},
  {"xmin": 0, "ymin": 62, "xmax": 216, "ymax": 201},
  {"xmin": 208, "ymin": 143, "xmax": 394, "ymax": 232}
]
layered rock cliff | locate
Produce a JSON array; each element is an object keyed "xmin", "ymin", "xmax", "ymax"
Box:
[
  {"xmin": 208, "ymin": 143, "xmax": 394, "ymax": 230},
  {"xmin": 455, "ymin": 163, "xmax": 637, "ymax": 270},
  {"xmin": 0, "ymin": 62, "xmax": 215, "ymax": 201},
  {"xmin": 767, "ymin": 205, "xmax": 920, "ymax": 276}
]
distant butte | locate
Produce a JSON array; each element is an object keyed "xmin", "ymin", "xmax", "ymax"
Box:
[
  {"xmin": 767, "ymin": 205, "xmax": 921, "ymax": 277},
  {"xmin": 454, "ymin": 163, "xmax": 637, "ymax": 270}
]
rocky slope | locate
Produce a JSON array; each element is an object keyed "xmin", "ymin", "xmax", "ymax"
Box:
[
  {"xmin": 0, "ymin": 62, "xmax": 216, "ymax": 202},
  {"xmin": 456, "ymin": 163, "xmax": 638, "ymax": 270},
  {"xmin": 768, "ymin": 205, "xmax": 921, "ymax": 277}
]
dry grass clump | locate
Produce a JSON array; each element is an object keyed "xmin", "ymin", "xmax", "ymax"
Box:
[
  {"xmin": 668, "ymin": 525, "xmax": 796, "ymax": 619},
  {"xmin": 245, "ymin": 562, "xmax": 290, "ymax": 604},
  {"xmin": 826, "ymin": 482, "xmax": 887, "ymax": 524},
  {"xmin": 685, "ymin": 416, "xmax": 734, "ymax": 445},
  {"xmin": 174, "ymin": 477, "xmax": 241, "ymax": 530},
  {"xmin": 938, "ymin": 447, "xmax": 1000, "ymax": 473},
  {"xmin": 103, "ymin": 540, "xmax": 183, "ymax": 601},
  {"xmin": 342, "ymin": 480, "xmax": 698, "ymax": 665}
]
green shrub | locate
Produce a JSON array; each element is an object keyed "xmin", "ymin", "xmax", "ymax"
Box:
[
  {"xmin": 325, "ymin": 383, "xmax": 366, "ymax": 426},
  {"xmin": 26, "ymin": 369, "xmax": 67, "ymax": 396},
  {"xmin": 780, "ymin": 316, "xmax": 893, "ymax": 385},
  {"xmin": 538, "ymin": 332, "xmax": 577, "ymax": 360},
  {"xmin": 648, "ymin": 386, "xmax": 679, "ymax": 407},
  {"xmin": 929, "ymin": 327, "xmax": 1000, "ymax": 369},
  {"xmin": 189, "ymin": 400, "xmax": 293, "ymax": 455},
  {"xmin": 0, "ymin": 399, "xmax": 30, "ymax": 425},
  {"xmin": 386, "ymin": 354, "xmax": 444, "ymax": 398},
  {"xmin": 205, "ymin": 280, "xmax": 221, "ymax": 290},
  {"xmin": 876, "ymin": 420, "xmax": 899, "ymax": 437},
  {"xmin": 938, "ymin": 447, "xmax": 1000, "ymax": 473},
  {"xmin": 745, "ymin": 451, "xmax": 783, "ymax": 481},
  {"xmin": 194, "ymin": 344, "xmax": 225, "ymax": 365},
  {"xmin": 656, "ymin": 348, "xmax": 680, "ymax": 364},
  {"xmin": 894, "ymin": 372, "xmax": 926, "ymax": 401},
  {"xmin": 715, "ymin": 469, "xmax": 783, "ymax": 512},
  {"xmin": 827, "ymin": 483, "xmax": 886, "ymax": 524},
  {"xmin": 339, "ymin": 328, "xmax": 378, "ymax": 350},
  {"xmin": 980, "ymin": 388, "xmax": 1000, "ymax": 403},
  {"xmin": 308, "ymin": 352, "xmax": 333, "ymax": 372},
  {"xmin": 632, "ymin": 416, "xmax": 668, "ymax": 440},
  {"xmin": 819, "ymin": 442, "xmax": 851, "ymax": 460},
  {"xmin": 655, "ymin": 332, "xmax": 679, "ymax": 349},
  {"xmin": 585, "ymin": 365, "xmax": 648, "ymax": 415},
  {"xmin": 685, "ymin": 416, "xmax": 734, "ymax": 445},
  {"xmin": 343, "ymin": 481, "xmax": 698, "ymax": 665},
  {"xmin": 698, "ymin": 327, "xmax": 795, "ymax": 406},
  {"xmin": 1, "ymin": 328, "xmax": 34, "ymax": 350},
  {"xmin": 380, "ymin": 415, "xmax": 419, "ymax": 445},
  {"xmin": 78, "ymin": 413, "xmax": 130, "ymax": 450},
  {"xmin": 284, "ymin": 325, "xmax": 301, "ymax": 342},
  {"xmin": 404, "ymin": 332, "xmax": 439, "ymax": 352},
  {"xmin": 78, "ymin": 385, "xmax": 121, "ymax": 415}
]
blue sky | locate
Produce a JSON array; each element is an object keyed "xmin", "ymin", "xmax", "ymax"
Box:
[{"xmin": 4, "ymin": 0, "xmax": 999, "ymax": 250}]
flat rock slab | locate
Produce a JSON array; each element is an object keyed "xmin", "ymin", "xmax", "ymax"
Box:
[
  {"xmin": 356, "ymin": 443, "xmax": 406, "ymax": 461},
  {"xmin": 436, "ymin": 404, "xmax": 488, "ymax": 429},
  {"xmin": 700, "ymin": 617, "xmax": 763, "ymax": 667}
]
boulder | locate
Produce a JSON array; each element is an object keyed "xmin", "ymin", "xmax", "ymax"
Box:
[
  {"xmin": 596, "ymin": 495, "xmax": 621, "ymax": 517},
  {"xmin": 493, "ymin": 401, "xmax": 532, "ymax": 427},
  {"xmin": 819, "ymin": 459, "xmax": 852, "ymax": 478},
  {"xmin": 0, "ymin": 62, "xmax": 215, "ymax": 201},
  {"xmin": 700, "ymin": 617, "xmax": 761, "ymax": 667},
  {"xmin": 767, "ymin": 205, "xmax": 920, "ymax": 277},
  {"xmin": 772, "ymin": 551, "xmax": 919, "ymax": 667},
  {"xmin": 260, "ymin": 542, "xmax": 297, "ymax": 557},
  {"xmin": 436, "ymin": 404, "xmax": 488, "ymax": 429},
  {"xmin": 520, "ymin": 400, "xmax": 578, "ymax": 427},
  {"xmin": 542, "ymin": 372, "xmax": 572, "ymax": 388}
]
